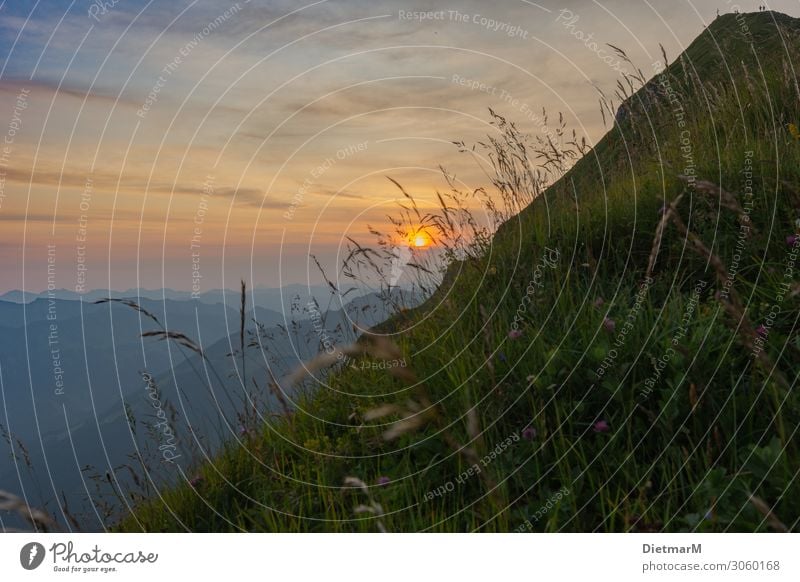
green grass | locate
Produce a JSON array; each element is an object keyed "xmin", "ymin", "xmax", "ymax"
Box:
[{"xmin": 118, "ymin": 11, "xmax": 800, "ymax": 532}]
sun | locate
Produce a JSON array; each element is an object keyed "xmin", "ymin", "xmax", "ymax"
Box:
[{"xmin": 411, "ymin": 230, "xmax": 431, "ymax": 248}]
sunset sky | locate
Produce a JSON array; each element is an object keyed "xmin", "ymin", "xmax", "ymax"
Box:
[{"xmin": 1, "ymin": 0, "xmax": 796, "ymax": 293}]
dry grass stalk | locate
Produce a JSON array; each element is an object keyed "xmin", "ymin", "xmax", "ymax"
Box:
[
  {"xmin": 265, "ymin": 367, "xmax": 292, "ymax": 415},
  {"xmin": 646, "ymin": 192, "xmax": 684, "ymax": 279},
  {"xmin": 648, "ymin": 180, "xmax": 791, "ymax": 404},
  {"xmin": 141, "ymin": 330, "xmax": 204, "ymax": 355},
  {"xmin": 748, "ymin": 494, "xmax": 790, "ymax": 532},
  {"xmin": 240, "ymin": 280, "xmax": 247, "ymax": 385},
  {"xmin": 94, "ymin": 297, "xmax": 161, "ymax": 326},
  {"xmin": 343, "ymin": 476, "xmax": 387, "ymax": 532},
  {"xmin": 679, "ymin": 176, "xmax": 754, "ymax": 234},
  {"xmin": 0, "ymin": 489, "xmax": 58, "ymax": 532}
]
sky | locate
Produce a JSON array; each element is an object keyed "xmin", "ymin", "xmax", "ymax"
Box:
[{"xmin": 1, "ymin": 0, "xmax": 798, "ymax": 293}]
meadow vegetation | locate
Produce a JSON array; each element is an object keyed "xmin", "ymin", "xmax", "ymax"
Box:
[{"xmin": 114, "ymin": 11, "xmax": 800, "ymax": 532}]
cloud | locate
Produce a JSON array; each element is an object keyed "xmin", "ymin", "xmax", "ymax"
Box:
[
  {"xmin": 1, "ymin": 164, "xmax": 279, "ymax": 208},
  {"xmin": 314, "ymin": 186, "xmax": 363, "ymax": 200},
  {"xmin": 0, "ymin": 77, "xmax": 139, "ymax": 107}
]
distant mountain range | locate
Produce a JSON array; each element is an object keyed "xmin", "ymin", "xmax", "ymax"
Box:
[
  {"xmin": 0, "ymin": 284, "xmax": 374, "ymax": 315},
  {"xmin": 0, "ymin": 285, "xmax": 422, "ymax": 530}
]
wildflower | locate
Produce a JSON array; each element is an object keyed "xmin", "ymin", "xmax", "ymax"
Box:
[
  {"xmin": 603, "ymin": 317, "xmax": 616, "ymax": 333},
  {"xmin": 755, "ymin": 324, "xmax": 768, "ymax": 337},
  {"xmin": 189, "ymin": 475, "xmax": 203, "ymax": 488},
  {"xmin": 498, "ymin": 352, "xmax": 507, "ymax": 362},
  {"xmin": 786, "ymin": 234, "xmax": 799, "ymax": 247},
  {"xmin": 488, "ymin": 266, "xmax": 497, "ymax": 276},
  {"xmin": 508, "ymin": 329, "xmax": 523, "ymax": 340},
  {"xmin": 789, "ymin": 123, "xmax": 800, "ymax": 140},
  {"xmin": 376, "ymin": 476, "xmax": 391, "ymax": 486},
  {"xmin": 593, "ymin": 297, "xmax": 605, "ymax": 308},
  {"xmin": 522, "ymin": 426, "xmax": 537, "ymax": 441},
  {"xmin": 238, "ymin": 425, "xmax": 249, "ymax": 436},
  {"xmin": 593, "ymin": 420, "xmax": 610, "ymax": 433}
]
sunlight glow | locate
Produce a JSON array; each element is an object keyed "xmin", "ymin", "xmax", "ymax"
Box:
[{"xmin": 412, "ymin": 231, "xmax": 431, "ymax": 248}]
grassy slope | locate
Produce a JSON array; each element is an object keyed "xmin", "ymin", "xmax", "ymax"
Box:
[{"xmin": 119, "ymin": 12, "xmax": 800, "ymax": 532}]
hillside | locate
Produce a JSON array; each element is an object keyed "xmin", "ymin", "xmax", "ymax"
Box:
[{"xmin": 117, "ymin": 11, "xmax": 800, "ymax": 533}]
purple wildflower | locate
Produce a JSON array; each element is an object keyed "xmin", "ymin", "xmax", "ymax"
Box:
[
  {"xmin": 376, "ymin": 476, "xmax": 391, "ymax": 486},
  {"xmin": 522, "ymin": 426, "xmax": 537, "ymax": 441},
  {"xmin": 786, "ymin": 234, "xmax": 799, "ymax": 247},
  {"xmin": 756, "ymin": 324, "xmax": 768, "ymax": 337},
  {"xmin": 593, "ymin": 420, "xmax": 610, "ymax": 433},
  {"xmin": 508, "ymin": 329, "xmax": 523, "ymax": 340},
  {"xmin": 603, "ymin": 317, "xmax": 616, "ymax": 333}
]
